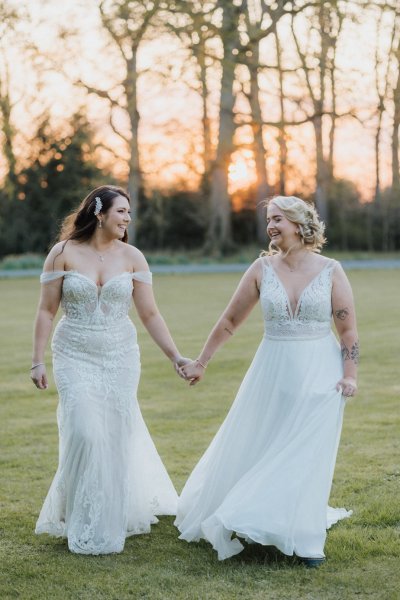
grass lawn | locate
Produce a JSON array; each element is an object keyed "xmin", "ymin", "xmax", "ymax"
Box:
[{"xmin": 0, "ymin": 270, "xmax": 399, "ymax": 600}]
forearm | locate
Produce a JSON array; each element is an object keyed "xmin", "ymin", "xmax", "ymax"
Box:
[
  {"xmin": 32, "ymin": 310, "xmax": 54, "ymax": 363},
  {"xmin": 339, "ymin": 328, "xmax": 359, "ymax": 380},
  {"xmin": 142, "ymin": 312, "xmax": 181, "ymax": 362},
  {"xmin": 197, "ymin": 315, "xmax": 236, "ymax": 366}
]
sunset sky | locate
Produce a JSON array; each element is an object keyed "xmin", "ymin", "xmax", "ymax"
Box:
[{"xmin": 3, "ymin": 0, "xmax": 397, "ymax": 200}]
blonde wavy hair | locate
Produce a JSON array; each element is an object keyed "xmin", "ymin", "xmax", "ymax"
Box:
[{"xmin": 264, "ymin": 195, "xmax": 326, "ymax": 255}]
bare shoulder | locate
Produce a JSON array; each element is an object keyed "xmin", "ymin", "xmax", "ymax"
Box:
[
  {"xmin": 43, "ymin": 241, "xmax": 68, "ymax": 271},
  {"xmin": 242, "ymin": 257, "xmax": 264, "ymax": 288},
  {"xmin": 248, "ymin": 256, "xmax": 264, "ymax": 275},
  {"xmin": 119, "ymin": 243, "xmax": 150, "ymax": 271},
  {"xmin": 330, "ymin": 259, "xmax": 353, "ymax": 292},
  {"xmin": 328, "ymin": 256, "xmax": 345, "ymax": 277},
  {"xmin": 310, "ymin": 253, "xmax": 334, "ymax": 268}
]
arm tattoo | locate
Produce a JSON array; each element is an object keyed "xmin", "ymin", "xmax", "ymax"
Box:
[
  {"xmin": 335, "ymin": 307, "xmax": 349, "ymax": 321},
  {"xmin": 340, "ymin": 341, "xmax": 350, "ymax": 361},
  {"xmin": 341, "ymin": 340, "xmax": 359, "ymax": 365},
  {"xmin": 351, "ymin": 341, "xmax": 360, "ymax": 365}
]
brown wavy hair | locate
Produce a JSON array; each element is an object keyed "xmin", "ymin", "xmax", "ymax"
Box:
[{"xmin": 58, "ymin": 185, "xmax": 130, "ymax": 243}]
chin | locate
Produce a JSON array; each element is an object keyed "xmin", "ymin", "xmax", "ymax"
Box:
[{"xmin": 270, "ymin": 239, "xmax": 281, "ymax": 248}]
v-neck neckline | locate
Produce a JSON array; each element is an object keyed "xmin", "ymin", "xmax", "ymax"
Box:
[{"xmin": 267, "ymin": 261, "xmax": 331, "ymax": 319}]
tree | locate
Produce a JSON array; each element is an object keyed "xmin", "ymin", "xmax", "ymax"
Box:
[
  {"xmin": 239, "ymin": 0, "xmax": 289, "ymax": 243},
  {"xmin": 0, "ymin": 114, "xmax": 101, "ymax": 257},
  {"xmin": 78, "ymin": 0, "xmax": 164, "ymax": 243},
  {"xmin": 205, "ymin": 0, "xmax": 242, "ymax": 253},
  {"xmin": 0, "ymin": 1, "xmax": 21, "ymax": 197},
  {"xmin": 290, "ymin": 0, "xmax": 348, "ymax": 223},
  {"xmin": 165, "ymin": 0, "xmax": 218, "ymax": 192}
]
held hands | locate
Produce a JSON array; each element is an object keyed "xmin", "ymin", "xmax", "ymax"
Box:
[
  {"xmin": 173, "ymin": 355, "xmax": 193, "ymax": 377},
  {"xmin": 30, "ymin": 364, "xmax": 48, "ymax": 390},
  {"xmin": 336, "ymin": 376, "xmax": 357, "ymax": 398},
  {"xmin": 178, "ymin": 359, "xmax": 206, "ymax": 386}
]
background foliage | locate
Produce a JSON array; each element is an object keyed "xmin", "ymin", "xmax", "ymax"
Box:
[{"xmin": 1, "ymin": 0, "xmax": 400, "ymax": 257}]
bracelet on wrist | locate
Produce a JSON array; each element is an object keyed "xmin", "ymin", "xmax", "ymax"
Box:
[
  {"xmin": 31, "ymin": 362, "xmax": 44, "ymax": 370},
  {"xmin": 195, "ymin": 359, "xmax": 207, "ymax": 370}
]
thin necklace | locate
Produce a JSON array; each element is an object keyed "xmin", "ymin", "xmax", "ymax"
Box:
[{"xmin": 88, "ymin": 242, "xmax": 115, "ymax": 262}]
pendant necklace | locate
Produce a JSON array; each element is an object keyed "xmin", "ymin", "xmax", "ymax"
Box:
[{"xmin": 89, "ymin": 243, "xmax": 114, "ymax": 262}]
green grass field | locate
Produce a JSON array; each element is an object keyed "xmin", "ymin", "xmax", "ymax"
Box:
[{"xmin": 0, "ymin": 271, "xmax": 399, "ymax": 600}]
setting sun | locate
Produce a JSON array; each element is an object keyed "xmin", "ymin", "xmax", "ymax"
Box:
[{"xmin": 228, "ymin": 155, "xmax": 257, "ymax": 192}]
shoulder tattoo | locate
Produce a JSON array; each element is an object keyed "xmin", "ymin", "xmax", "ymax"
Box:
[{"xmin": 335, "ymin": 307, "xmax": 349, "ymax": 320}]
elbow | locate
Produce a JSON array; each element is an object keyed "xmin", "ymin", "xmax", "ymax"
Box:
[
  {"xmin": 339, "ymin": 326, "xmax": 358, "ymax": 340},
  {"xmin": 38, "ymin": 307, "xmax": 57, "ymax": 323},
  {"xmin": 139, "ymin": 308, "xmax": 159, "ymax": 327}
]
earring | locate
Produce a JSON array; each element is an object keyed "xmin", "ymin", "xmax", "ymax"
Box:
[{"xmin": 98, "ymin": 221, "xmax": 102, "ymax": 229}]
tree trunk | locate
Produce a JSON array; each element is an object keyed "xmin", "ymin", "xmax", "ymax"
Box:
[
  {"xmin": 392, "ymin": 36, "xmax": 400, "ymax": 191},
  {"xmin": 206, "ymin": 3, "xmax": 239, "ymax": 252},
  {"xmin": 125, "ymin": 50, "xmax": 142, "ymax": 243},
  {"xmin": 247, "ymin": 44, "xmax": 269, "ymax": 245},
  {"xmin": 374, "ymin": 107, "xmax": 383, "ymax": 205},
  {"xmin": 196, "ymin": 37, "xmax": 212, "ymax": 191},
  {"xmin": 275, "ymin": 30, "xmax": 287, "ymax": 197},
  {"xmin": 0, "ymin": 69, "xmax": 17, "ymax": 195},
  {"xmin": 313, "ymin": 111, "xmax": 329, "ymax": 223}
]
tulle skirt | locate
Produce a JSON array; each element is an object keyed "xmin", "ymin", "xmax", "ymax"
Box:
[{"xmin": 175, "ymin": 332, "xmax": 351, "ymax": 560}]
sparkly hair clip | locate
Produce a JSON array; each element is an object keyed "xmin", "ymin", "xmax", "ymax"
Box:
[{"xmin": 94, "ymin": 196, "xmax": 103, "ymax": 216}]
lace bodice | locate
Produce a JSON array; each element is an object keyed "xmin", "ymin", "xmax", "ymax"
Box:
[
  {"xmin": 40, "ymin": 270, "xmax": 152, "ymax": 327},
  {"xmin": 260, "ymin": 259, "xmax": 337, "ymax": 340}
]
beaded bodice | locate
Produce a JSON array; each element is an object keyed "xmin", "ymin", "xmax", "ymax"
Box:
[
  {"xmin": 260, "ymin": 260, "xmax": 337, "ymax": 340},
  {"xmin": 40, "ymin": 270, "xmax": 152, "ymax": 327}
]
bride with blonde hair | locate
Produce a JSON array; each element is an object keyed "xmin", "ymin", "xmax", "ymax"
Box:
[{"xmin": 177, "ymin": 195, "xmax": 359, "ymax": 567}]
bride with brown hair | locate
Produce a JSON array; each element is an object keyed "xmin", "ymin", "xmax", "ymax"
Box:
[{"xmin": 31, "ymin": 184, "xmax": 188, "ymax": 554}]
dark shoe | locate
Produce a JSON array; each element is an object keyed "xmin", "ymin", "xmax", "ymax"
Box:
[{"xmin": 298, "ymin": 557, "xmax": 326, "ymax": 568}]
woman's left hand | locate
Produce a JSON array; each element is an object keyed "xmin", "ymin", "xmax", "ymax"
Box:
[
  {"xmin": 173, "ymin": 356, "xmax": 193, "ymax": 378},
  {"xmin": 179, "ymin": 360, "xmax": 206, "ymax": 386},
  {"xmin": 336, "ymin": 376, "xmax": 357, "ymax": 398}
]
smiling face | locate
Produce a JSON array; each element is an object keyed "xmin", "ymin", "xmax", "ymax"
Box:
[
  {"xmin": 101, "ymin": 195, "xmax": 131, "ymax": 239},
  {"xmin": 266, "ymin": 202, "xmax": 299, "ymax": 251}
]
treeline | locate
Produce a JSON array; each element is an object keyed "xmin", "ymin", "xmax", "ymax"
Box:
[
  {"xmin": 1, "ymin": 0, "xmax": 400, "ymax": 255},
  {"xmin": 0, "ymin": 113, "xmax": 399, "ymax": 257}
]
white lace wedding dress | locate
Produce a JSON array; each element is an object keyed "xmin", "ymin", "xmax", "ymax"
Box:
[
  {"xmin": 36, "ymin": 270, "xmax": 178, "ymax": 554},
  {"xmin": 175, "ymin": 258, "xmax": 351, "ymax": 560}
]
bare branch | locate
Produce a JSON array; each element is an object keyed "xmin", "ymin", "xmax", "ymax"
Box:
[
  {"xmin": 109, "ymin": 111, "xmax": 130, "ymax": 144},
  {"xmin": 76, "ymin": 79, "xmax": 124, "ymax": 109}
]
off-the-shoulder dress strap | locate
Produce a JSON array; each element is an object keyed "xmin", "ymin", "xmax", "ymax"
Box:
[
  {"xmin": 40, "ymin": 270, "xmax": 68, "ymax": 283},
  {"xmin": 132, "ymin": 270, "xmax": 152, "ymax": 285}
]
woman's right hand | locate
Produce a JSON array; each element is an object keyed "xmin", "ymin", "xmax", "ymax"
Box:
[
  {"xmin": 30, "ymin": 364, "xmax": 48, "ymax": 390},
  {"xmin": 180, "ymin": 360, "xmax": 206, "ymax": 386}
]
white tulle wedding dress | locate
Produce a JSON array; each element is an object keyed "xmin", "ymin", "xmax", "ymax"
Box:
[
  {"xmin": 36, "ymin": 270, "xmax": 177, "ymax": 554},
  {"xmin": 175, "ymin": 258, "xmax": 351, "ymax": 560}
]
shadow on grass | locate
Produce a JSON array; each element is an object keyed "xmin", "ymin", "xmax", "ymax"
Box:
[{"xmin": 33, "ymin": 516, "xmax": 305, "ymax": 574}]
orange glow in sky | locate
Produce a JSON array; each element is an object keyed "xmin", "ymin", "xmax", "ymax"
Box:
[{"xmin": 1, "ymin": 1, "xmax": 396, "ymax": 203}]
